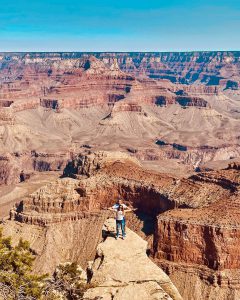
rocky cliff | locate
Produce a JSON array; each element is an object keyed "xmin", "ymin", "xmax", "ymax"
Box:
[
  {"xmin": 1, "ymin": 51, "xmax": 240, "ymax": 87},
  {"xmin": 152, "ymin": 165, "xmax": 240, "ymax": 299},
  {"xmin": 83, "ymin": 218, "xmax": 182, "ymax": 300},
  {"xmin": 3, "ymin": 152, "xmax": 239, "ymax": 283},
  {"xmin": 0, "ymin": 151, "xmax": 70, "ymax": 185},
  {"xmin": 0, "ymin": 51, "xmax": 239, "ymax": 299},
  {"xmin": 0, "ymin": 52, "xmax": 239, "ymax": 186}
]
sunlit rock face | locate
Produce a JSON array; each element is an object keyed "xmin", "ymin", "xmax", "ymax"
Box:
[
  {"xmin": 2, "ymin": 51, "xmax": 239, "ymax": 85},
  {"xmin": 1, "ymin": 151, "xmax": 239, "ymax": 300},
  {"xmin": 0, "ymin": 52, "xmax": 240, "ymax": 186},
  {"xmin": 0, "ymin": 52, "xmax": 240, "ymax": 300},
  {"xmin": 83, "ymin": 218, "xmax": 183, "ymax": 300}
]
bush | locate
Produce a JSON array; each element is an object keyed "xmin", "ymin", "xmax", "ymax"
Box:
[
  {"xmin": 0, "ymin": 229, "xmax": 95, "ymax": 300},
  {"xmin": 43, "ymin": 262, "xmax": 95, "ymax": 300},
  {"xmin": 0, "ymin": 228, "xmax": 47, "ymax": 300}
]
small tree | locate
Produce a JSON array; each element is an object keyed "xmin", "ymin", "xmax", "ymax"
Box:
[
  {"xmin": 0, "ymin": 228, "xmax": 47, "ymax": 300},
  {"xmin": 0, "ymin": 229, "xmax": 96, "ymax": 300},
  {"xmin": 43, "ymin": 262, "xmax": 95, "ymax": 300}
]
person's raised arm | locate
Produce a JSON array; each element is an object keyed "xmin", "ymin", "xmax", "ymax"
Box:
[{"xmin": 124, "ymin": 207, "xmax": 138, "ymax": 213}]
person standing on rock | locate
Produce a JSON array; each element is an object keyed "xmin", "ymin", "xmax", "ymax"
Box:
[
  {"xmin": 111, "ymin": 198, "xmax": 128, "ymax": 231},
  {"xmin": 107, "ymin": 198, "xmax": 136, "ymax": 239},
  {"xmin": 114, "ymin": 205, "xmax": 132, "ymax": 239}
]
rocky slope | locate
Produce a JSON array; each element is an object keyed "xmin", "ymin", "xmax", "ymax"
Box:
[
  {"xmin": 0, "ymin": 52, "xmax": 239, "ymax": 185},
  {"xmin": 83, "ymin": 218, "xmax": 182, "ymax": 300},
  {"xmin": 2, "ymin": 151, "xmax": 239, "ymax": 300}
]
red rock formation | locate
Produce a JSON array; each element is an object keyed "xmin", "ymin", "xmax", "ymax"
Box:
[
  {"xmin": 112, "ymin": 101, "xmax": 143, "ymax": 113},
  {"xmin": 10, "ymin": 151, "xmax": 239, "ymax": 225},
  {"xmin": 0, "ymin": 151, "xmax": 70, "ymax": 186},
  {"xmin": 32, "ymin": 151, "xmax": 70, "ymax": 172},
  {"xmin": 1, "ymin": 51, "xmax": 240, "ymax": 88},
  {"xmin": 150, "ymin": 167, "xmax": 240, "ymax": 299},
  {"xmin": 2, "ymin": 151, "xmax": 240, "ymax": 300},
  {"xmin": 174, "ymin": 84, "xmax": 219, "ymax": 95},
  {"xmin": 0, "ymin": 53, "xmax": 239, "ymax": 188},
  {"xmin": 40, "ymin": 98, "xmax": 60, "ymax": 110},
  {"xmin": 226, "ymin": 161, "xmax": 240, "ymax": 170},
  {"xmin": 154, "ymin": 197, "xmax": 240, "ymax": 271},
  {"xmin": 0, "ymin": 54, "xmax": 222, "ymax": 112}
]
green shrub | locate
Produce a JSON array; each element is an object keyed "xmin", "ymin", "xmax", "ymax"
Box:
[
  {"xmin": 0, "ymin": 229, "xmax": 96, "ymax": 300},
  {"xmin": 0, "ymin": 228, "xmax": 47, "ymax": 300}
]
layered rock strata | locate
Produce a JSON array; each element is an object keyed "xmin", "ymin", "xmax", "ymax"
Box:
[
  {"xmin": 5, "ymin": 151, "xmax": 240, "ymax": 289},
  {"xmin": 1, "ymin": 51, "xmax": 240, "ymax": 86},
  {"xmin": 0, "ymin": 53, "xmax": 239, "ymax": 187},
  {"xmin": 152, "ymin": 165, "xmax": 240, "ymax": 299},
  {"xmin": 0, "ymin": 151, "xmax": 70, "ymax": 185}
]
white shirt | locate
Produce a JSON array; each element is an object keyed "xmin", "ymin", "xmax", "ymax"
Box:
[{"xmin": 115, "ymin": 210, "xmax": 125, "ymax": 221}]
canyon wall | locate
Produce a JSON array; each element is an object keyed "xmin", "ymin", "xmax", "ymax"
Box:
[
  {"xmin": 0, "ymin": 151, "xmax": 70, "ymax": 185},
  {"xmin": 1, "ymin": 51, "xmax": 239, "ymax": 87},
  {"xmin": 5, "ymin": 153, "xmax": 240, "ymax": 281},
  {"xmin": 0, "ymin": 53, "xmax": 239, "ymax": 155}
]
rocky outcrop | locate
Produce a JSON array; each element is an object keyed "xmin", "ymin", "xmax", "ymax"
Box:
[
  {"xmin": 4, "ymin": 210, "xmax": 109, "ymax": 273},
  {"xmin": 63, "ymin": 150, "xmax": 141, "ymax": 178},
  {"xmin": 3, "ymin": 151, "xmax": 240, "ymax": 299},
  {"xmin": 32, "ymin": 151, "xmax": 70, "ymax": 172},
  {"xmin": 174, "ymin": 85, "xmax": 219, "ymax": 95},
  {"xmin": 0, "ymin": 100, "xmax": 14, "ymax": 107},
  {"xmin": 226, "ymin": 161, "xmax": 240, "ymax": 170},
  {"xmin": 40, "ymin": 98, "xmax": 60, "ymax": 110},
  {"xmin": 11, "ymin": 151, "xmax": 239, "ymax": 225},
  {"xmin": 112, "ymin": 101, "xmax": 143, "ymax": 113},
  {"xmin": 83, "ymin": 218, "xmax": 182, "ymax": 300},
  {"xmin": 152, "ymin": 167, "xmax": 240, "ymax": 299},
  {"xmin": 0, "ymin": 52, "xmax": 239, "ymax": 184},
  {"xmin": 176, "ymin": 96, "xmax": 208, "ymax": 107},
  {"xmin": 0, "ymin": 151, "xmax": 70, "ymax": 186}
]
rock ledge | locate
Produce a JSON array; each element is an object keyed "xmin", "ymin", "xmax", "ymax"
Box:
[{"xmin": 84, "ymin": 218, "xmax": 182, "ymax": 300}]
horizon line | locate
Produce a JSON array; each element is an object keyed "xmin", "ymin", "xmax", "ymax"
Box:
[{"xmin": 0, "ymin": 50, "xmax": 240, "ymax": 54}]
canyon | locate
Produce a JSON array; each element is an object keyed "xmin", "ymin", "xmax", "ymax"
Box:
[
  {"xmin": 0, "ymin": 52, "xmax": 240, "ymax": 299},
  {"xmin": 2, "ymin": 151, "xmax": 240, "ymax": 299},
  {"xmin": 0, "ymin": 51, "xmax": 239, "ymax": 186}
]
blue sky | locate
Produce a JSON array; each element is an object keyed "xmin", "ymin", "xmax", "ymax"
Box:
[{"xmin": 0, "ymin": 0, "xmax": 239, "ymax": 51}]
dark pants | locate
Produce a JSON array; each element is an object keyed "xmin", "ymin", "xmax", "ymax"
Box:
[{"xmin": 116, "ymin": 220, "xmax": 125, "ymax": 237}]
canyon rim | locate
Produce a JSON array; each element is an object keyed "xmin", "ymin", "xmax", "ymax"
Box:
[{"xmin": 0, "ymin": 0, "xmax": 240, "ymax": 299}]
